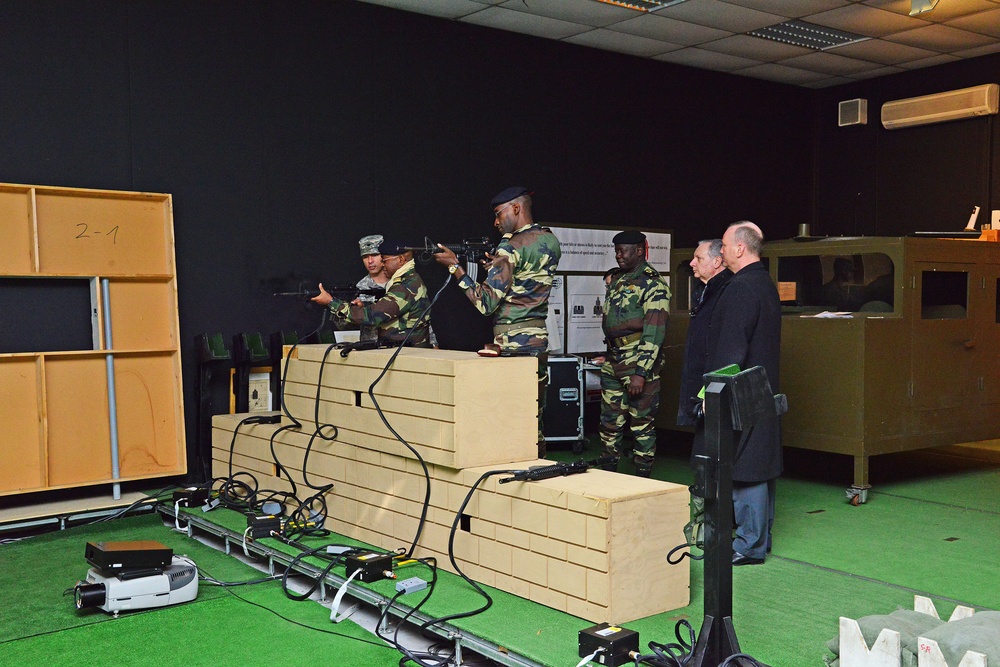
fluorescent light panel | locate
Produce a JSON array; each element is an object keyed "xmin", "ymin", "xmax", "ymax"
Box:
[
  {"xmin": 593, "ymin": 0, "xmax": 688, "ymax": 13},
  {"xmin": 748, "ymin": 20, "xmax": 869, "ymax": 51}
]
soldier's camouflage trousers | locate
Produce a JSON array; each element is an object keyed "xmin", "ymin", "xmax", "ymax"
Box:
[{"xmin": 599, "ymin": 353, "xmax": 660, "ymax": 468}]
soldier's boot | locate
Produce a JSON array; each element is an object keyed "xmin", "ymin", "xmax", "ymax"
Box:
[
  {"xmin": 634, "ymin": 460, "xmax": 653, "ymax": 477},
  {"xmin": 537, "ymin": 440, "xmax": 547, "ymax": 459},
  {"xmin": 600, "ymin": 457, "xmax": 619, "ymax": 472}
]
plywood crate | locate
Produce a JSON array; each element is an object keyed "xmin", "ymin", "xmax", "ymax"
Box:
[
  {"xmin": 282, "ymin": 345, "xmax": 539, "ymax": 469},
  {"xmin": 212, "ymin": 415, "xmax": 690, "ymax": 623}
]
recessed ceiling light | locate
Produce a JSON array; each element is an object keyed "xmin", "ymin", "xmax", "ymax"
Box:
[
  {"xmin": 909, "ymin": 0, "xmax": 939, "ymax": 16},
  {"xmin": 748, "ymin": 20, "xmax": 869, "ymax": 51}
]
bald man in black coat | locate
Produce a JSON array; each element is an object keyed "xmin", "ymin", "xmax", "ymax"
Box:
[{"xmin": 706, "ymin": 221, "xmax": 782, "ymax": 566}]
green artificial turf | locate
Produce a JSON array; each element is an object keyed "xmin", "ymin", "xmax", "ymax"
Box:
[
  {"xmin": 5, "ymin": 437, "xmax": 999, "ymax": 667},
  {"xmin": 0, "ymin": 514, "xmax": 399, "ymax": 666}
]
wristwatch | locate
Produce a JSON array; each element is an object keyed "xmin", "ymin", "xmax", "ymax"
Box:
[{"xmin": 448, "ymin": 264, "xmax": 460, "ymax": 274}]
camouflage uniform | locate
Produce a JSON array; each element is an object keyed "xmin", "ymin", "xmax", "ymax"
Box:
[
  {"xmin": 600, "ymin": 260, "xmax": 671, "ymax": 472},
  {"xmin": 455, "ymin": 223, "xmax": 560, "ymax": 351},
  {"xmin": 355, "ymin": 273, "xmax": 388, "ymax": 342},
  {"xmin": 328, "ymin": 259, "xmax": 430, "ymax": 347},
  {"xmin": 456, "ymin": 223, "xmax": 561, "ymax": 444}
]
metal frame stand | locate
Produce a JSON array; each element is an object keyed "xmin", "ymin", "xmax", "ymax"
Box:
[
  {"xmin": 689, "ymin": 377, "xmax": 741, "ymax": 667},
  {"xmin": 688, "ymin": 365, "xmax": 786, "ymax": 667}
]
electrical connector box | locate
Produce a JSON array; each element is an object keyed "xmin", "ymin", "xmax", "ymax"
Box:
[
  {"xmin": 245, "ymin": 513, "xmax": 282, "ymax": 539},
  {"xmin": 395, "ymin": 577, "xmax": 427, "ymax": 595},
  {"xmin": 172, "ymin": 487, "xmax": 210, "ymax": 508},
  {"xmin": 345, "ymin": 552, "xmax": 393, "ymax": 583},
  {"xmin": 579, "ymin": 623, "xmax": 639, "ymax": 667}
]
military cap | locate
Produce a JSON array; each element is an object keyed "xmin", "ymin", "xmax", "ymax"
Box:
[
  {"xmin": 359, "ymin": 234, "xmax": 384, "ymax": 257},
  {"xmin": 378, "ymin": 239, "xmax": 411, "ymax": 256},
  {"xmin": 613, "ymin": 230, "xmax": 646, "ymax": 245},
  {"xmin": 490, "ymin": 186, "xmax": 530, "ymax": 208}
]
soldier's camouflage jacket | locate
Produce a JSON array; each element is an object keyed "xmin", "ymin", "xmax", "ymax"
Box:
[
  {"xmin": 457, "ymin": 223, "xmax": 561, "ymax": 350},
  {"xmin": 602, "ymin": 260, "xmax": 671, "ymax": 377},
  {"xmin": 329, "ymin": 259, "xmax": 430, "ymax": 347}
]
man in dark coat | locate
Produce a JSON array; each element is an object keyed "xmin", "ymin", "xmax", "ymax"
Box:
[
  {"xmin": 705, "ymin": 221, "xmax": 782, "ymax": 566},
  {"xmin": 677, "ymin": 238, "xmax": 732, "ymax": 431}
]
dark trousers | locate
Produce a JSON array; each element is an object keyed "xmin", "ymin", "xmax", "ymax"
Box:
[{"xmin": 732, "ymin": 478, "xmax": 776, "ymax": 560}]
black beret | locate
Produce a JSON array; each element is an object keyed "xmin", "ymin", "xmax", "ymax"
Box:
[
  {"xmin": 613, "ymin": 230, "xmax": 646, "ymax": 245},
  {"xmin": 378, "ymin": 239, "xmax": 410, "ymax": 255},
  {"xmin": 490, "ymin": 186, "xmax": 530, "ymax": 208}
]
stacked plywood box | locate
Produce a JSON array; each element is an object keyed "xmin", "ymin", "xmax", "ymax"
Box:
[{"xmin": 213, "ymin": 345, "xmax": 689, "ymax": 623}]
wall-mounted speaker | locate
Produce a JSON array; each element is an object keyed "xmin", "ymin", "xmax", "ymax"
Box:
[{"xmin": 838, "ymin": 98, "xmax": 868, "ymax": 127}]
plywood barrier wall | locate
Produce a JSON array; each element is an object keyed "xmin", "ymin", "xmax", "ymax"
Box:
[
  {"xmin": 212, "ymin": 347, "xmax": 690, "ymax": 623},
  {"xmin": 0, "ymin": 183, "xmax": 185, "ymax": 496}
]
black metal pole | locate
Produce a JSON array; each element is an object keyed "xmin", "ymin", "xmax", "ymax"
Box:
[{"xmin": 689, "ymin": 377, "xmax": 741, "ymax": 667}]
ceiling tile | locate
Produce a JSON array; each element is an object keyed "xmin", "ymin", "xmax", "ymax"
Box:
[
  {"xmin": 945, "ymin": 9, "xmax": 1000, "ymax": 39},
  {"xmin": 562, "ymin": 28, "xmax": 680, "ymax": 57},
  {"xmin": 498, "ymin": 0, "xmax": 636, "ymax": 28},
  {"xmin": 356, "ymin": 0, "xmax": 489, "ymax": 18},
  {"xmin": 723, "ymin": 0, "xmax": 850, "ymax": 18},
  {"xmin": 826, "ymin": 37, "xmax": 938, "ymax": 64},
  {"xmin": 896, "ymin": 52, "xmax": 961, "ymax": 69},
  {"xmin": 779, "ymin": 51, "xmax": 886, "ymax": 76},
  {"xmin": 808, "ymin": 3, "xmax": 931, "ymax": 37},
  {"xmin": 861, "ymin": 0, "xmax": 1000, "ymax": 22},
  {"xmin": 699, "ymin": 34, "xmax": 813, "ymax": 61},
  {"xmin": 653, "ymin": 47, "xmax": 763, "ymax": 70},
  {"xmin": 802, "ymin": 76, "xmax": 856, "ymax": 89},
  {"xmin": 652, "ymin": 0, "xmax": 787, "ymax": 33},
  {"xmin": 733, "ymin": 61, "xmax": 831, "ymax": 84},
  {"xmin": 458, "ymin": 5, "xmax": 588, "ymax": 39},
  {"xmin": 883, "ymin": 24, "xmax": 996, "ymax": 51},
  {"xmin": 608, "ymin": 14, "xmax": 732, "ymax": 45},
  {"xmin": 845, "ymin": 64, "xmax": 907, "ymax": 79},
  {"xmin": 954, "ymin": 41, "xmax": 1000, "ymax": 57},
  {"xmin": 353, "ymin": 0, "xmax": 1000, "ymax": 88}
]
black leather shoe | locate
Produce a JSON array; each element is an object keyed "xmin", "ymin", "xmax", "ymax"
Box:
[{"xmin": 732, "ymin": 552, "xmax": 765, "ymax": 566}]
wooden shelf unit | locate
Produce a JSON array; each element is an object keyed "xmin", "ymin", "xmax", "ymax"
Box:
[{"xmin": 0, "ymin": 183, "xmax": 185, "ymax": 497}]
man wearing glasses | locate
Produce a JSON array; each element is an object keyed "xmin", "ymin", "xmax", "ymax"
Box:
[
  {"xmin": 312, "ymin": 239, "xmax": 431, "ymax": 348},
  {"xmin": 433, "ymin": 187, "xmax": 561, "ymax": 457}
]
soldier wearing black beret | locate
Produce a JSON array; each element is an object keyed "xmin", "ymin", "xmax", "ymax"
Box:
[
  {"xmin": 599, "ymin": 229, "xmax": 671, "ymax": 476},
  {"xmin": 432, "ymin": 186, "xmax": 562, "ymax": 457}
]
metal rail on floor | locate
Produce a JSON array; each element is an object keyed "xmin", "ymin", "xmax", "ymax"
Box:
[
  {"xmin": 0, "ymin": 503, "xmax": 156, "ymax": 536},
  {"xmin": 159, "ymin": 503, "xmax": 545, "ymax": 667}
]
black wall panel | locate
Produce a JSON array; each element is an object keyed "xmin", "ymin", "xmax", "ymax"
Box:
[
  {"xmin": 0, "ymin": 0, "xmax": 819, "ymax": 479},
  {"xmin": 814, "ymin": 54, "xmax": 1000, "ymax": 237}
]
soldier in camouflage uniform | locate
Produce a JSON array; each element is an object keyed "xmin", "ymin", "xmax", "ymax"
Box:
[
  {"xmin": 600, "ymin": 230, "xmax": 671, "ymax": 477},
  {"xmin": 355, "ymin": 234, "xmax": 389, "ymax": 342},
  {"xmin": 312, "ymin": 239, "xmax": 431, "ymax": 347},
  {"xmin": 434, "ymin": 186, "xmax": 561, "ymax": 457}
]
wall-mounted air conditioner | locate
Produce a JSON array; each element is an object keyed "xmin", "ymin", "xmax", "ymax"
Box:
[{"xmin": 881, "ymin": 83, "xmax": 999, "ymax": 130}]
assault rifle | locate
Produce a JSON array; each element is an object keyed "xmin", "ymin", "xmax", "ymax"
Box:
[
  {"xmin": 498, "ymin": 456, "xmax": 618, "ymax": 484},
  {"xmin": 273, "ymin": 286, "xmax": 386, "ymax": 300},
  {"xmin": 404, "ymin": 237, "xmax": 497, "ymax": 265}
]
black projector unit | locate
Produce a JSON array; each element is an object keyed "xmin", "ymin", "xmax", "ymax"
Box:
[{"xmin": 85, "ymin": 540, "xmax": 173, "ymax": 574}]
